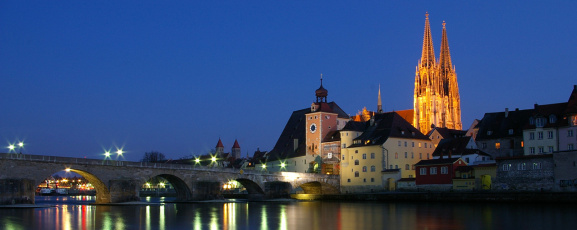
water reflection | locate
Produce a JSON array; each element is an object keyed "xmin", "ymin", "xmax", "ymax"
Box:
[{"xmin": 2, "ymin": 197, "xmax": 577, "ymax": 230}]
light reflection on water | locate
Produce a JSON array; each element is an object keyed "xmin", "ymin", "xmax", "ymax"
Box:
[{"xmin": 1, "ymin": 196, "xmax": 577, "ymax": 230}]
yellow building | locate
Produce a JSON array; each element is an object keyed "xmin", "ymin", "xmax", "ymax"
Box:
[
  {"xmin": 414, "ymin": 13, "xmax": 462, "ymax": 133},
  {"xmin": 340, "ymin": 112, "xmax": 434, "ymax": 193}
]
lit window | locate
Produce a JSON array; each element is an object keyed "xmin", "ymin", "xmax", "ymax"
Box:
[
  {"xmin": 495, "ymin": 143, "xmax": 501, "ymax": 149},
  {"xmin": 395, "ymin": 153, "xmax": 398, "ymax": 159}
]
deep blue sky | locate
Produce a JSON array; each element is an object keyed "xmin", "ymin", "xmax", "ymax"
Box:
[{"xmin": 1, "ymin": 1, "xmax": 576, "ymax": 161}]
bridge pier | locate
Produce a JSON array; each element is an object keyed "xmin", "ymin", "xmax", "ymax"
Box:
[
  {"xmin": 191, "ymin": 181, "xmax": 222, "ymax": 200},
  {"xmin": 264, "ymin": 181, "xmax": 292, "ymax": 199},
  {"xmin": 109, "ymin": 179, "xmax": 140, "ymax": 203},
  {"xmin": 0, "ymin": 179, "xmax": 35, "ymax": 205}
]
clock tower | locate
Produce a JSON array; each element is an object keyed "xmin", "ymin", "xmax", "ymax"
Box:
[{"xmin": 306, "ymin": 76, "xmax": 338, "ymax": 158}]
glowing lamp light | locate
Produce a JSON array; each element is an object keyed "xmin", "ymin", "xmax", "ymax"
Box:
[
  {"xmin": 65, "ymin": 168, "xmax": 71, "ymax": 172},
  {"xmin": 116, "ymin": 149, "xmax": 124, "ymax": 155},
  {"xmin": 195, "ymin": 158, "xmax": 200, "ymax": 164},
  {"xmin": 262, "ymin": 164, "xmax": 266, "ymax": 169},
  {"xmin": 8, "ymin": 144, "xmax": 15, "ymax": 151},
  {"xmin": 18, "ymin": 142, "xmax": 24, "ymax": 148},
  {"xmin": 280, "ymin": 163, "xmax": 286, "ymax": 168},
  {"xmin": 211, "ymin": 157, "xmax": 216, "ymax": 162},
  {"xmin": 105, "ymin": 151, "xmax": 111, "ymax": 157}
]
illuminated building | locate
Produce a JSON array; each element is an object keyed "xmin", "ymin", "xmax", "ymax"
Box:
[{"xmin": 414, "ymin": 13, "xmax": 462, "ymax": 133}]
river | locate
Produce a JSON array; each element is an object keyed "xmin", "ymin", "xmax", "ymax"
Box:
[{"xmin": 1, "ymin": 196, "xmax": 575, "ymax": 230}]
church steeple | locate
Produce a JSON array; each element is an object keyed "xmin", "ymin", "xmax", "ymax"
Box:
[
  {"xmin": 377, "ymin": 84, "xmax": 383, "ymax": 114},
  {"xmin": 439, "ymin": 21, "xmax": 453, "ymax": 75},
  {"xmin": 315, "ymin": 74, "xmax": 328, "ymax": 103},
  {"xmin": 420, "ymin": 12, "xmax": 436, "ymax": 68}
]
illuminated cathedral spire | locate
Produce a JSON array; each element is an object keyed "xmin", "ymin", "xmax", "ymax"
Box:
[
  {"xmin": 377, "ymin": 84, "xmax": 383, "ymax": 114},
  {"xmin": 414, "ymin": 13, "xmax": 462, "ymax": 133}
]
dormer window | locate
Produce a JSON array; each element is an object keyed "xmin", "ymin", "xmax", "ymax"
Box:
[
  {"xmin": 536, "ymin": 117, "xmax": 546, "ymax": 128},
  {"xmin": 529, "ymin": 117, "xmax": 535, "ymax": 125},
  {"xmin": 508, "ymin": 129, "xmax": 514, "ymax": 135},
  {"xmin": 549, "ymin": 115, "xmax": 557, "ymax": 124},
  {"xmin": 401, "ymin": 131, "xmax": 405, "ymax": 135}
]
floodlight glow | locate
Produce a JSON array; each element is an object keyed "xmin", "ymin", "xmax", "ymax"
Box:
[
  {"xmin": 195, "ymin": 158, "xmax": 200, "ymax": 164},
  {"xmin": 211, "ymin": 157, "xmax": 216, "ymax": 162},
  {"xmin": 8, "ymin": 145, "xmax": 15, "ymax": 151},
  {"xmin": 65, "ymin": 168, "xmax": 71, "ymax": 172},
  {"xmin": 18, "ymin": 142, "xmax": 24, "ymax": 148},
  {"xmin": 116, "ymin": 149, "xmax": 123, "ymax": 155},
  {"xmin": 262, "ymin": 164, "xmax": 266, "ymax": 169},
  {"xmin": 280, "ymin": 163, "xmax": 286, "ymax": 168},
  {"xmin": 105, "ymin": 151, "xmax": 111, "ymax": 157}
]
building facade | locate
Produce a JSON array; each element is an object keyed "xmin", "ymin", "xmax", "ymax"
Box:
[{"xmin": 414, "ymin": 13, "xmax": 462, "ymax": 133}]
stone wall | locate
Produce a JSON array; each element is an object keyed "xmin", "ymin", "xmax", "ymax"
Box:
[
  {"xmin": 553, "ymin": 150, "xmax": 577, "ymax": 191},
  {"xmin": 494, "ymin": 155, "xmax": 554, "ymax": 191},
  {"xmin": 0, "ymin": 179, "xmax": 35, "ymax": 205}
]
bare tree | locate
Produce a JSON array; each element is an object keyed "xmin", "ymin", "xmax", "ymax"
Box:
[{"xmin": 141, "ymin": 151, "xmax": 167, "ymax": 163}]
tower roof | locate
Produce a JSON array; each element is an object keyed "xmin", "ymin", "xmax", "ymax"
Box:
[
  {"xmin": 315, "ymin": 74, "xmax": 328, "ymax": 101},
  {"xmin": 377, "ymin": 85, "xmax": 383, "ymax": 113},
  {"xmin": 439, "ymin": 21, "xmax": 453, "ymax": 72},
  {"xmin": 420, "ymin": 12, "xmax": 436, "ymax": 68},
  {"xmin": 216, "ymin": 138, "xmax": 224, "ymax": 148},
  {"xmin": 232, "ymin": 139, "xmax": 240, "ymax": 148}
]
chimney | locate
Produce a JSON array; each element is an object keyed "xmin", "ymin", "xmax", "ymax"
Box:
[
  {"xmin": 534, "ymin": 104, "xmax": 538, "ymax": 109},
  {"xmin": 505, "ymin": 108, "xmax": 509, "ymax": 118}
]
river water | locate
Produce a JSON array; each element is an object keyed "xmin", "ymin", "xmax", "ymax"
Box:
[{"xmin": 1, "ymin": 196, "xmax": 575, "ymax": 230}]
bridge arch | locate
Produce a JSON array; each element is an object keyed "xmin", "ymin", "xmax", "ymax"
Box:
[
  {"xmin": 235, "ymin": 178, "xmax": 264, "ymax": 195},
  {"xmin": 146, "ymin": 174, "xmax": 192, "ymax": 200},
  {"xmin": 68, "ymin": 169, "xmax": 111, "ymax": 204}
]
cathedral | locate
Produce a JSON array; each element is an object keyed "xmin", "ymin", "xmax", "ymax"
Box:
[{"xmin": 414, "ymin": 13, "xmax": 462, "ymax": 133}]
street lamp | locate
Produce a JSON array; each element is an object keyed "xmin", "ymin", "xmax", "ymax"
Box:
[{"xmin": 8, "ymin": 144, "xmax": 15, "ymax": 152}]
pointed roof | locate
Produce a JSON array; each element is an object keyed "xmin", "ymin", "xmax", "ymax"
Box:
[
  {"xmin": 315, "ymin": 74, "xmax": 328, "ymax": 102},
  {"xmin": 565, "ymin": 85, "xmax": 577, "ymax": 114},
  {"xmin": 216, "ymin": 138, "xmax": 224, "ymax": 148},
  {"xmin": 420, "ymin": 12, "xmax": 436, "ymax": 68},
  {"xmin": 232, "ymin": 139, "xmax": 240, "ymax": 149},
  {"xmin": 439, "ymin": 21, "xmax": 453, "ymax": 72},
  {"xmin": 377, "ymin": 85, "xmax": 383, "ymax": 113}
]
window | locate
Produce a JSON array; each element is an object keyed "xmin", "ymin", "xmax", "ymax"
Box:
[
  {"xmin": 482, "ymin": 143, "xmax": 487, "ymax": 149},
  {"xmin": 569, "ymin": 130, "xmax": 574, "ymax": 137},
  {"xmin": 404, "ymin": 141, "xmax": 407, "ymax": 147},
  {"xmin": 548, "ymin": 131, "xmax": 554, "ymax": 139},
  {"xmin": 355, "ymin": 150, "xmax": 358, "ymax": 153},
  {"xmin": 549, "ymin": 115, "xmax": 557, "ymax": 124},
  {"xmin": 495, "ymin": 143, "xmax": 501, "ymax": 149},
  {"xmin": 371, "ymin": 178, "xmax": 374, "ymax": 182},
  {"xmin": 503, "ymin": 164, "xmax": 511, "ymax": 171},
  {"xmin": 533, "ymin": 162, "xmax": 542, "ymax": 170},
  {"xmin": 355, "ymin": 171, "xmax": 359, "ymax": 177},
  {"xmin": 419, "ymin": 143, "xmax": 422, "ymax": 148},
  {"xmin": 405, "ymin": 164, "xmax": 410, "ymax": 170},
  {"xmin": 371, "ymin": 165, "xmax": 376, "ymax": 172},
  {"xmin": 441, "ymin": 166, "xmax": 448, "ymax": 174},
  {"xmin": 362, "ymin": 154, "xmax": 367, "ymax": 159},
  {"xmin": 347, "ymin": 179, "xmax": 351, "ymax": 182},
  {"xmin": 342, "ymin": 154, "xmax": 345, "ymax": 160},
  {"xmin": 538, "ymin": 132, "xmax": 543, "ymax": 140},
  {"xmin": 536, "ymin": 118, "xmax": 546, "ymax": 127},
  {"xmin": 404, "ymin": 152, "xmax": 408, "ymax": 158},
  {"xmin": 548, "ymin": 146, "xmax": 554, "ymax": 153},
  {"xmin": 412, "ymin": 142, "xmax": 415, "ymax": 147},
  {"xmin": 342, "ymin": 144, "xmax": 346, "ymax": 148},
  {"xmin": 518, "ymin": 163, "xmax": 526, "ymax": 171},
  {"xmin": 411, "ymin": 152, "xmax": 414, "ymax": 159},
  {"xmin": 569, "ymin": 144, "xmax": 575, "ymax": 150},
  {"xmin": 395, "ymin": 165, "xmax": 398, "ymax": 169},
  {"xmin": 419, "ymin": 168, "xmax": 427, "ymax": 175},
  {"xmin": 398, "ymin": 141, "xmax": 401, "ymax": 146},
  {"xmin": 430, "ymin": 167, "xmax": 437, "ymax": 175},
  {"xmin": 427, "ymin": 153, "xmax": 430, "ymax": 159},
  {"xmin": 465, "ymin": 158, "xmax": 469, "ymax": 163},
  {"xmin": 530, "ymin": 147, "xmax": 535, "ymax": 154},
  {"xmin": 395, "ymin": 153, "xmax": 398, "ymax": 159},
  {"xmin": 571, "ymin": 116, "xmax": 577, "ymax": 126},
  {"xmin": 412, "ymin": 165, "xmax": 416, "ymax": 170},
  {"xmin": 371, "ymin": 153, "xmax": 375, "ymax": 159},
  {"xmin": 362, "ymin": 166, "xmax": 367, "ymax": 172},
  {"xmin": 419, "ymin": 153, "xmax": 422, "ymax": 159},
  {"xmin": 389, "ymin": 165, "xmax": 393, "ymax": 169},
  {"xmin": 354, "ymin": 160, "xmax": 359, "ymax": 165},
  {"xmin": 508, "ymin": 129, "xmax": 514, "ymax": 135},
  {"xmin": 538, "ymin": 147, "xmax": 544, "ymax": 154},
  {"xmin": 529, "ymin": 132, "xmax": 535, "ymax": 140}
]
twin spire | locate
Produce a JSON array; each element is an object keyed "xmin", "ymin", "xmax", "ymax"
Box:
[{"xmin": 421, "ymin": 12, "xmax": 453, "ymax": 71}]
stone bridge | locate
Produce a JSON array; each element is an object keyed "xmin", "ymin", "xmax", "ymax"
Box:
[{"xmin": 0, "ymin": 153, "xmax": 339, "ymax": 204}]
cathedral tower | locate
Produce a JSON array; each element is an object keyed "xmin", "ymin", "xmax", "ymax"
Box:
[{"xmin": 414, "ymin": 13, "xmax": 462, "ymax": 133}]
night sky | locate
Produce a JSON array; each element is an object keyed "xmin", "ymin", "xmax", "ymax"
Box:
[{"xmin": 1, "ymin": 1, "xmax": 576, "ymax": 161}]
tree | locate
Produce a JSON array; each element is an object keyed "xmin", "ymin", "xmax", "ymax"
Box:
[{"xmin": 141, "ymin": 151, "xmax": 167, "ymax": 163}]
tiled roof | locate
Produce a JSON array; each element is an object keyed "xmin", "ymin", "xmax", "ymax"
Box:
[
  {"xmin": 565, "ymin": 85, "xmax": 577, "ymax": 114},
  {"xmin": 348, "ymin": 112, "xmax": 429, "ymax": 148},
  {"xmin": 432, "ymin": 137, "xmax": 490, "ymax": 157},
  {"xmin": 216, "ymin": 138, "xmax": 224, "ymax": 148},
  {"xmin": 322, "ymin": 131, "xmax": 341, "ymax": 143},
  {"xmin": 495, "ymin": 154, "xmax": 553, "ymax": 161},
  {"xmin": 267, "ymin": 108, "xmax": 309, "ymax": 160},
  {"xmin": 428, "ymin": 127, "xmax": 467, "ymax": 139},
  {"xmin": 475, "ymin": 108, "xmax": 534, "ymax": 140},
  {"xmin": 232, "ymin": 139, "xmax": 240, "ymax": 148}
]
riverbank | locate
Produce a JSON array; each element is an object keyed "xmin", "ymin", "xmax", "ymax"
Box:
[{"xmin": 291, "ymin": 191, "xmax": 577, "ymax": 203}]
